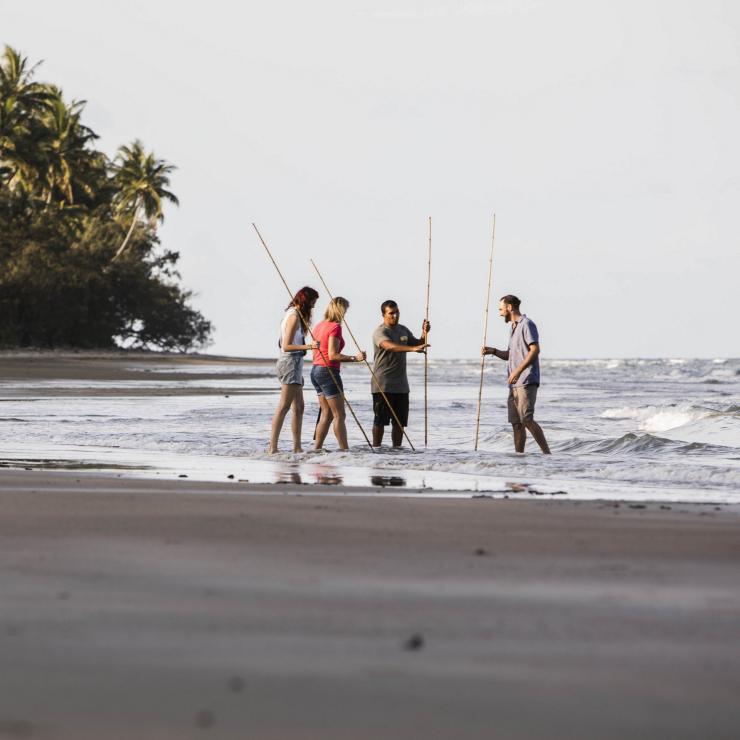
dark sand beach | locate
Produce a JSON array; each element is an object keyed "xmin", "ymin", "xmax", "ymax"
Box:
[
  {"xmin": 0, "ymin": 351, "xmax": 274, "ymax": 397},
  {"xmin": 1, "ymin": 469, "xmax": 739, "ymax": 739}
]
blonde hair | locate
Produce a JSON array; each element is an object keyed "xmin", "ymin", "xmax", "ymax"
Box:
[{"xmin": 324, "ymin": 296, "xmax": 349, "ymax": 323}]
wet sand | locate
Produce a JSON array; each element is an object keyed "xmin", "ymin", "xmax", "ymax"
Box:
[
  {"xmin": 1, "ymin": 469, "xmax": 739, "ymax": 739},
  {"xmin": 0, "ymin": 350, "xmax": 273, "ymax": 396}
]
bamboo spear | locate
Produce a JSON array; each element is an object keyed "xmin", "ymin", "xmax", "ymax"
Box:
[
  {"xmin": 310, "ymin": 259, "xmax": 416, "ymax": 451},
  {"xmin": 424, "ymin": 217, "xmax": 431, "ymax": 447},
  {"xmin": 252, "ymin": 223, "xmax": 375, "ymax": 452},
  {"xmin": 474, "ymin": 214, "xmax": 496, "ymax": 451}
]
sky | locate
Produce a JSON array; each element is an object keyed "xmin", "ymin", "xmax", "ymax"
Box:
[{"xmin": 3, "ymin": 0, "xmax": 739, "ymax": 358}]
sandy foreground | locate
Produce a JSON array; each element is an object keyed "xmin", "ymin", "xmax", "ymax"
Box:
[{"xmin": 0, "ymin": 469, "xmax": 739, "ymax": 740}]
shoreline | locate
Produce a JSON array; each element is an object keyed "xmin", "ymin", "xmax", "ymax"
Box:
[
  {"xmin": 1, "ymin": 468, "xmax": 739, "ymax": 738},
  {"xmin": 1, "ymin": 464, "xmax": 738, "ymax": 506}
]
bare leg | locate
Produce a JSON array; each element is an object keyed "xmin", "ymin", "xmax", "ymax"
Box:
[
  {"xmin": 290, "ymin": 391, "xmax": 305, "ymax": 452},
  {"xmin": 372, "ymin": 425, "xmax": 385, "ymax": 447},
  {"xmin": 269, "ymin": 384, "xmax": 302, "ymax": 453},
  {"xmin": 512, "ymin": 423, "xmax": 526, "ymax": 453},
  {"xmin": 390, "ymin": 421, "xmax": 403, "ymax": 447},
  {"xmin": 524, "ymin": 420, "xmax": 551, "ymax": 454},
  {"xmin": 314, "ymin": 395, "xmax": 334, "ymax": 450},
  {"xmin": 326, "ymin": 395, "xmax": 348, "ymax": 450}
]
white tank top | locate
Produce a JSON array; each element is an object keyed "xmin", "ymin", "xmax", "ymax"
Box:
[{"xmin": 279, "ymin": 307, "xmax": 305, "ymax": 355}]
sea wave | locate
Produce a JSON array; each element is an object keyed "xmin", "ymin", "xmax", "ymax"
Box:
[
  {"xmin": 555, "ymin": 432, "xmax": 733, "ymax": 456},
  {"xmin": 601, "ymin": 402, "xmax": 739, "ymax": 433}
]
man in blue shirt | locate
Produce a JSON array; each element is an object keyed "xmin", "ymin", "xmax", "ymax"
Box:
[{"xmin": 482, "ymin": 295, "xmax": 551, "ymax": 454}]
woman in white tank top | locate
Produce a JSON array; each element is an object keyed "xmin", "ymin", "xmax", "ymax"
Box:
[{"xmin": 269, "ymin": 286, "xmax": 319, "ymax": 453}]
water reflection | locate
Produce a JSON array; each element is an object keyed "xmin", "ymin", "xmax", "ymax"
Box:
[
  {"xmin": 311, "ymin": 464, "xmax": 343, "ymax": 486},
  {"xmin": 275, "ymin": 471, "xmax": 302, "ymax": 485},
  {"xmin": 370, "ymin": 475, "xmax": 406, "ymax": 487}
]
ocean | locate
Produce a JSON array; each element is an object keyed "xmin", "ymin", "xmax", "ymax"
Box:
[{"xmin": 1, "ymin": 356, "xmax": 738, "ymax": 503}]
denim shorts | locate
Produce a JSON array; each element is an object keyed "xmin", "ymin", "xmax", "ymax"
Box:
[{"xmin": 310, "ymin": 364, "xmax": 343, "ymax": 399}]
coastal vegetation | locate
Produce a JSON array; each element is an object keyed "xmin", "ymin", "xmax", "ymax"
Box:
[{"xmin": 0, "ymin": 45, "xmax": 212, "ymax": 350}]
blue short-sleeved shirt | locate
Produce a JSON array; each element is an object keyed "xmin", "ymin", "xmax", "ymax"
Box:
[{"xmin": 507, "ymin": 315, "xmax": 540, "ymax": 386}]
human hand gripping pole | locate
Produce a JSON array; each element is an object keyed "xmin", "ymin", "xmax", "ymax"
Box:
[
  {"xmin": 474, "ymin": 214, "xmax": 496, "ymax": 451},
  {"xmin": 310, "ymin": 258, "xmax": 417, "ymax": 452},
  {"xmin": 251, "ymin": 223, "xmax": 375, "ymax": 451}
]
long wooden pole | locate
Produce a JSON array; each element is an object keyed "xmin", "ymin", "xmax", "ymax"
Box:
[
  {"xmin": 474, "ymin": 214, "xmax": 496, "ymax": 451},
  {"xmin": 424, "ymin": 217, "xmax": 431, "ymax": 447},
  {"xmin": 310, "ymin": 259, "xmax": 416, "ymax": 452},
  {"xmin": 252, "ymin": 223, "xmax": 375, "ymax": 452}
]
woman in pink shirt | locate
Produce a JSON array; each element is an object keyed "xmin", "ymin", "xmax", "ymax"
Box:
[{"xmin": 310, "ymin": 297, "xmax": 365, "ymax": 450}]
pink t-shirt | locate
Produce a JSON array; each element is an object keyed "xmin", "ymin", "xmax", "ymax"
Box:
[{"xmin": 312, "ymin": 321, "xmax": 344, "ymax": 369}]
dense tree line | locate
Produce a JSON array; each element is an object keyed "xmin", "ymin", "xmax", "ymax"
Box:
[{"xmin": 0, "ymin": 46, "xmax": 212, "ymax": 350}]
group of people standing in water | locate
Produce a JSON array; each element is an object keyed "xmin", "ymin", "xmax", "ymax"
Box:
[{"xmin": 269, "ymin": 288, "xmax": 550, "ymax": 454}]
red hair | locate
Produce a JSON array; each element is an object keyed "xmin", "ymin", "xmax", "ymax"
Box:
[{"xmin": 287, "ymin": 286, "xmax": 319, "ymax": 329}]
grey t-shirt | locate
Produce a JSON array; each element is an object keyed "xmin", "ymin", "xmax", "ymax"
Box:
[
  {"xmin": 371, "ymin": 323, "xmax": 421, "ymax": 393},
  {"xmin": 507, "ymin": 315, "xmax": 540, "ymax": 386}
]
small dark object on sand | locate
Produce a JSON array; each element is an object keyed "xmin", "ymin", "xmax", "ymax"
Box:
[
  {"xmin": 178, "ymin": 474, "xmax": 188, "ymax": 478},
  {"xmin": 404, "ymin": 633, "xmax": 424, "ymax": 651},
  {"xmin": 194, "ymin": 709, "xmax": 215, "ymax": 728},
  {"xmin": 227, "ymin": 474, "xmax": 234, "ymax": 480},
  {"xmin": 629, "ymin": 504, "xmax": 646, "ymax": 509},
  {"xmin": 475, "ymin": 547, "xmax": 488, "ymax": 556},
  {"xmin": 228, "ymin": 676, "xmax": 245, "ymax": 692}
]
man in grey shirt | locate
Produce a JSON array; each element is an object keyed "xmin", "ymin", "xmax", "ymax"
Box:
[
  {"xmin": 482, "ymin": 294, "xmax": 551, "ymax": 454},
  {"xmin": 371, "ymin": 299, "xmax": 430, "ymax": 447}
]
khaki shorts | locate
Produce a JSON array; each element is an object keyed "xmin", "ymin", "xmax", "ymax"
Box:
[
  {"xmin": 276, "ymin": 354, "xmax": 304, "ymax": 385},
  {"xmin": 508, "ymin": 385, "xmax": 538, "ymax": 424}
]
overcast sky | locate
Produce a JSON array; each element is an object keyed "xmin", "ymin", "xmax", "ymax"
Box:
[{"xmin": 4, "ymin": 0, "xmax": 739, "ymax": 358}]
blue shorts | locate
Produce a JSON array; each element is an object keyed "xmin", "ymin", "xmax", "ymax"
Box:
[{"xmin": 310, "ymin": 365, "xmax": 343, "ymax": 400}]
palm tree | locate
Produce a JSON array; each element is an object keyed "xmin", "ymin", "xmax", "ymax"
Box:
[
  {"xmin": 110, "ymin": 140, "xmax": 179, "ymax": 262},
  {"xmin": 39, "ymin": 87, "xmax": 99, "ymax": 206},
  {"xmin": 0, "ymin": 46, "xmax": 53, "ymax": 194}
]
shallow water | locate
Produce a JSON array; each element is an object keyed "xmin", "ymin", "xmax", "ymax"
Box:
[{"xmin": 1, "ymin": 357, "xmax": 738, "ymax": 502}]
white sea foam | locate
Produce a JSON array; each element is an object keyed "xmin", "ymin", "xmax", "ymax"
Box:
[
  {"xmin": 601, "ymin": 404, "xmax": 709, "ymax": 431},
  {"xmin": 640, "ymin": 409, "xmax": 708, "ymax": 433}
]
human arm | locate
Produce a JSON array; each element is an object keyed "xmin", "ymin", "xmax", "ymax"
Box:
[
  {"xmin": 507, "ymin": 343, "xmax": 539, "ymax": 385},
  {"xmin": 282, "ymin": 313, "xmax": 318, "ymax": 352},
  {"xmin": 379, "ymin": 324, "xmax": 429, "ymax": 354},
  {"xmin": 482, "ymin": 346, "xmax": 509, "ymax": 360},
  {"xmin": 328, "ymin": 335, "xmax": 365, "ymax": 363},
  {"xmin": 379, "ymin": 339, "xmax": 429, "ymax": 353}
]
